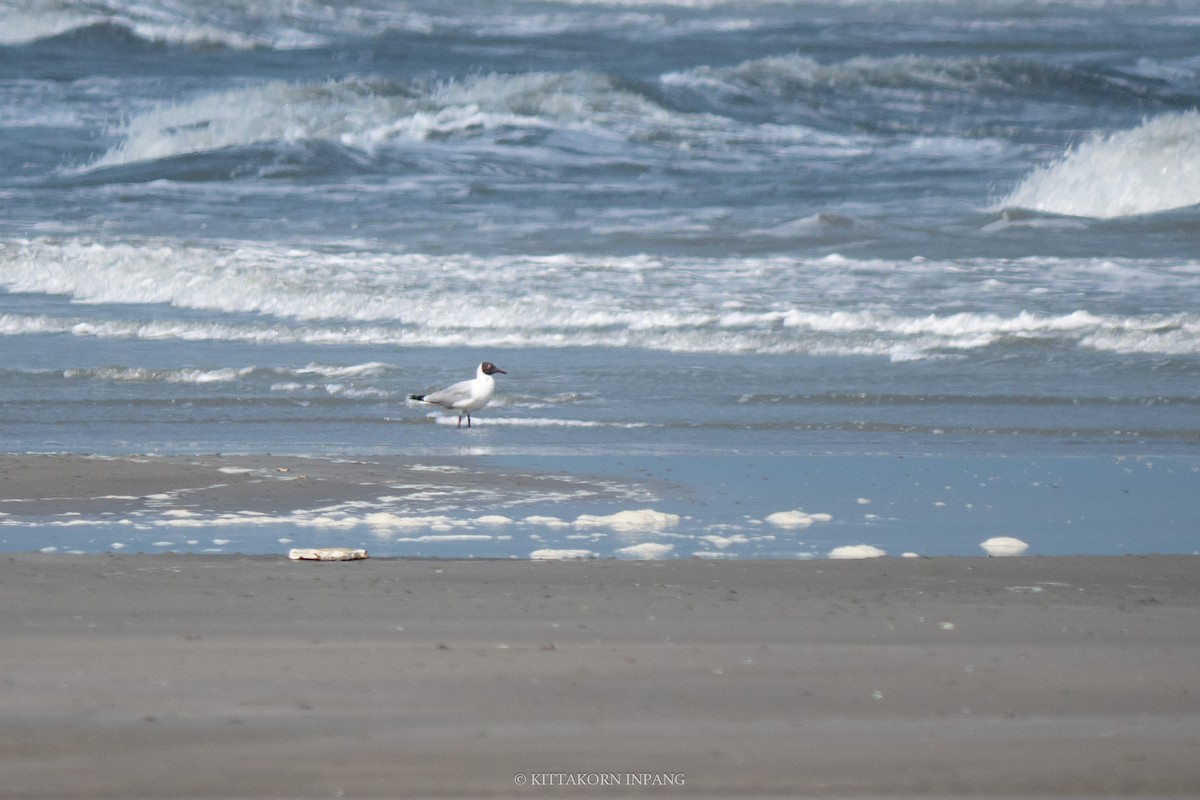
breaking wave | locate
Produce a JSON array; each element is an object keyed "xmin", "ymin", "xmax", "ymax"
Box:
[
  {"xmin": 5, "ymin": 238, "xmax": 1200, "ymax": 360},
  {"xmin": 0, "ymin": 0, "xmax": 431, "ymax": 49},
  {"xmin": 82, "ymin": 71, "xmax": 853, "ymax": 175},
  {"xmin": 1003, "ymin": 111, "xmax": 1200, "ymax": 218},
  {"xmin": 60, "ymin": 47, "xmax": 1193, "ymax": 188}
]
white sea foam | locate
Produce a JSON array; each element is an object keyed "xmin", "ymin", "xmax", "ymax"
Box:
[
  {"xmin": 764, "ymin": 510, "xmax": 832, "ymax": 529},
  {"xmin": 60, "ymin": 366, "xmax": 253, "ymax": 384},
  {"xmin": 522, "ymin": 515, "xmax": 571, "ymax": 528},
  {"xmin": 392, "ymin": 534, "xmax": 494, "ymax": 543},
  {"xmin": 9, "ymin": 304, "xmax": 1199, "ymax": 360},
  {"xmin": 299, "ymin": 515, "xmax": 359, "ymax": 530},
  {"xmin": 531, "ymin": 548, "xmax": 595, "ymax": 560},
  {"xmin": 573, "ymin": 509, "xmax": 680, "ymax": 533},
  {"xmin": 828, "ymin": 544, "xmax": 886, "ymax": 559},
  {"xmin": 1005, "ymin": 111, "xmax": 1200, "ymax": 218},
  {"xmin": 4, "ymin": 239, "xmax": 1199, "ymax": 359},
  {"xmin": 980, "ymin": 536, "xmax": 1029, "ymax": 556},
  {"xmin": 135, "ymin": 506, "xmax": 572, "ymax": 536},
  {"xmin": 365, "ymin": 513, "xmax": 457, "ymax": 530},
  {"xmin": 432, "ymin": 415, "xmax": 649, "ymax": 428},
  {"xmin": 700, "ymin": 534, "xmax": 749, "ymax": 549},
  {"xmin": 615, "ymin": 542, "xmax": 675, "ymax": 559}
]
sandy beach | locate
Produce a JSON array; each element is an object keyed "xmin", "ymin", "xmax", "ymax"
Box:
[
  {"xmin": 7, "ymin": 1, "xmax": 1200, "ymax": 797},
  {"xmin": 2, "ymin": 551, "xmax": 1198, "ymax": 798}
]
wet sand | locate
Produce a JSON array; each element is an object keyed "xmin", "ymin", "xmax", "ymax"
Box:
[
  {"xmin": 2, "ymin": 552, "xmax": 1198, "ymax": 798},
  {"xmin": 0, "ymin": 453, "xmax": 639, "ymax": 520}
]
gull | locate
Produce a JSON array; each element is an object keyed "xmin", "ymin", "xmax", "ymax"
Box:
[{"xmin": 409, "ymin": 362, "xmax": 506, "ymax": 429}]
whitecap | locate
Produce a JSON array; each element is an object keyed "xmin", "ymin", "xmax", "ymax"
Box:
[{"xmin": 1004, "ymin": 111, "xmax": 1200, "ymax": 218}]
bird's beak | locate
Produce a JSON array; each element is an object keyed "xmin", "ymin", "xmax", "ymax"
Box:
[{"xmin": 494, "ymin": 368, "xmax": 507, "ymax": 374}]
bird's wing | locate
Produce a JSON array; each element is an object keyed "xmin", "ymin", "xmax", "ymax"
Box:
[{"xmin": 422, "ymin": 379, "xmax": 475, "ymax": 409}]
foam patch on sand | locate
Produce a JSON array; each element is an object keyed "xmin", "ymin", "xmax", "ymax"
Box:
[
  {"xmin": 573, "ymin": 509, "xmax": 680, "ymax": 533},
  {"xmin": 522, "ymin": 515, "xmax": 571, "ymax": 528},
  {"xmin": 828, "ymin": 544, "xmax": 886, "ymax": 559},
  {"xmin": 764, "ymin": 509, "xmax": 833, "ymax": 529},
  {"xmin": 701, "ymin": 534, "xmax": 750, "ymax": 549},
  {"xmin": 475, "ymin": 515, "xmax": 515, "ymax": 526},
  {"xmin": 391, "ymin": 534, "xmax": 494, "ymax": 543},
  {"xmin": 615, "ymin": 542, "xmax": 675, "ymax": 560},
  {"xmin": 364, "ymin": 513, "xmax": 458, "ymax": 531},
  {"xmin": 531, "ymin": 548, "xmax": 596, "ymax": 560},
  {"xmin": 981, "ymin": 536, "xmax": 1029, "ymax": 556}
]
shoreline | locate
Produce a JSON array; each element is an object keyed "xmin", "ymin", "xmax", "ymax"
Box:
[
  {"xmin": 3, "ymin": 452, "xmax": 1199, "ymax": 562},
  {"xmin": 0, "ymin": 452, "xmax": 668, "ymax": 559},
  {"xmin": 2, "ymin": 553, "xmax": 1198, "ymax": 798},
  {"xmin": 0, "ymin": 452, "xmax": 617, "ymax": 519}
]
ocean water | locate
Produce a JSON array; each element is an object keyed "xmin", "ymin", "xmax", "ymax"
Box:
[{"xmin": 2, "ymin": 0, "xmax": 1198, "ymax": 559}]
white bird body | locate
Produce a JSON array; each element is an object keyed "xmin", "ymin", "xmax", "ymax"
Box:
[{"xmin": 409, "ymin": 362, "xmax": 506, "ymax": 428}]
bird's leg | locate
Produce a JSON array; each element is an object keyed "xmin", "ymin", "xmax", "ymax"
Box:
[
  {"xmin": 466, "ymin": 414, "xmax": 472, "ymax": 429},
  {"xmin": 457, "ymin": 414, "xmax": 463, "ymax": 429}
]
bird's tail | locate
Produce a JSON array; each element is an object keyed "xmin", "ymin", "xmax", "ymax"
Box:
[{"xmin": 408, "ymin": 394, "xmax": 426, "ymax": 401}]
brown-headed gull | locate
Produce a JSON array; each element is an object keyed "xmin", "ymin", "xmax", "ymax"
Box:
[{"xmin": 409, "ymin": 361, "xmax": 506, "ymax": 428}]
